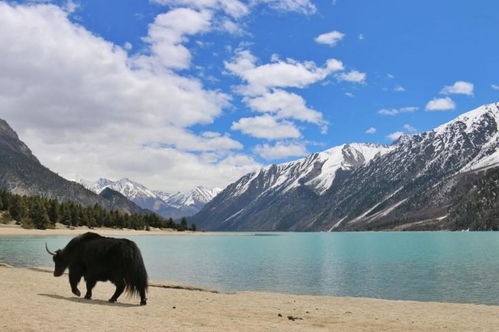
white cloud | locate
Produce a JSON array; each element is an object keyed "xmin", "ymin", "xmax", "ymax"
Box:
[
  {"xmin": 231, "ymin": 115, "xmax": 301, "ymax": 140},
  {"xmin": 0, "ymin": 2, "xmax": 261, "ymax": 192},
  {"xmin": 134, "ymin": 8, "xmax": 212, "ymax": 70},
  {"xmin": 225, "ymin": 50, "xmax": 344, "ymax": 94},
  {"xmin": 220, "ymin": 0, "xmax": 251, "ymax": 17},
  {"xmin": 123, "ymin": 42, "xmax": 133, "ymax": 50},
  {"xmin": 387, "ymin": 131, "xmax": 404, "ymax": 141},
  {"xmin": 254, "ymin": 141, "xmax": 308, "ymax": 160},
  {"xmin": 394, "ymin": 85, "xmax": 405, "ymax": 92},
  {"xmin": 440, "ymin": 81, "xmax": 474, "ymax": 96},
  {"xmin": 403, "ymin": 124, "xmax": 417, "ymax": 133},
  {"xmin": 365, "ymin": 127, "xmax": 376, "ymax": 134},
  {"xmin": 378, "ymin": 106, "xmax": 418, "ymax": 116},
  {"xmin": 345, "ymin": 92, "xmax": 354, "ymax": 98},
  {"xmin": 491, "ymin": 84, "xmax": 499, "ymax": 91},
  {"xmin": 152, "ymin": 0, "xmax": 250, "ymax": 18},
  {"xmin": 314, "ymin": 30, "xmax": 345, "ymax": 47},
  {"xmin": 426, "ymin": 97, "xmax": 456, "ymax": 111},
  {"xmin": 337, "ymin": 70, "xmax": 366, "ymax": 83},
  {"xmin": 254, "ymin": 0, "xmax": 317, "ymax": 15},
  {"xmin": 153, "ymin": 0, "xmax": 317, "ymax": 17},
  {"xmin": 220, "ymin": 19, "xmax": 245, "ymax": 35},
  {"xmin": 226, "ymin": 50, "xmax": 339, "ymax": 133},
  {"xmin": 64, "ymin": 0, "xmax": 79, "ymax": 13},
  {"xmin": 358, "ymin": 34, "xmax": 364, "ymax": 40},
  {"xmin": 244, "ymin": 89, "xmax": 327, "ymax": 131}
]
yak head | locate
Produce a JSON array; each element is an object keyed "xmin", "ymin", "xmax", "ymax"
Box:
[{"xmin": 45, "ymin": 243, "xmax": 68, "ymax": 277}]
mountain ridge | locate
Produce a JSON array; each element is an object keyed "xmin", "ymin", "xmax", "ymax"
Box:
[
  {"xmin": 81, "ymin": 178, "xmax": 221, "ymax": 219},
  {"xmin": 192, "ymin": 103, "xmax": 499, "ymax": 231},
  {"xmin": 0, "ymin": 119, "xmax": 145, "ymax": 215}
]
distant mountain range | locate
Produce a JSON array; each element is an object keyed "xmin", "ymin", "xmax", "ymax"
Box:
[
  {"xmin": 0, "ymin": 119, "xmax": 144, "ymax": 215},
  {"xmin": 191, "ymin": 103, "xmax": 499, "ymax": 231},
  {"xmin": 2, "ymin": 103, "xmax": 498, "ymax": 230},
  {"xmin": 81, "ymin": 178, "xmax": 221, "ymax": 219}
]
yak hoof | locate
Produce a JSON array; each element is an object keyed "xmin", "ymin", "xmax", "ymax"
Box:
[
  {"xmin": 108, "ymin": 298, "xmax": 116, "ymax": 303},
  {"xmin": 72, "ymin": 289, "xmax": 81, "ymax": 297},
  {"xmin": 140, "ymin": 300, "xmax": 147, "ymax": 306},
  {"xmin": 84, "ymin": 294, "xmax": 91, "ymax": 300}
]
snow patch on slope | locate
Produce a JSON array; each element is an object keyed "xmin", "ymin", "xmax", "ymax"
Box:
[{"xmin": 234, "ymin": 143, "xmax": 393, "ymax": 198}]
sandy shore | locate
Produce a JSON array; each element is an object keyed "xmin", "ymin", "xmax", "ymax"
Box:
[
  {"xmin": 1, "ymin": 266, "xmax": 499, "ymax": 331},
  {"xmin": 0, "ymin": 224, "xmax": 233, "ymax": 237}
]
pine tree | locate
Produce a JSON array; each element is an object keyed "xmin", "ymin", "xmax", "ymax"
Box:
[{"xmin": 9, "ymin": 196, "xmax": 27, "ymax": 222}]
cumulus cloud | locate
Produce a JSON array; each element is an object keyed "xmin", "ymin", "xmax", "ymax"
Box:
[
  {"xmin": 231, "ymin": 115, "xmax": 301, "ymax": 140},
  {"xmin": 426, "ymin": 97, "xmax": 456, "ymax": 111},
  {"xmin": 387, "ymin": 124, "xmax": 417, "ymax": 142},
  {"xmin": 336, "ymin": 70, "xmax": 366, "ymax": 83},
  {"xmin": 220, "ymin": 18, "xmax": 245, "ymax": 35},
  {"xmin": 244, "ymin": 89, "xmax": 327, "ymax": 131},
  {"xmin": 403, "ymin": 124, "xmax": 417, "ymax": 133},
  {"xmin": 394, "ymin": 85, "xmax": 405, "ymax": 92},
  {"xmin": 491, "ymin": 84, "xmax": 499, "ymax": 91},
  {"xmin": 225, "ymin": 50, "xmax": 348, "ymax": 135},
  {"xmin": 378, "ymin": 106, "xmax": 418, "ymax": 116},
  {"xmin": 134, "ymin": 8, "xmax": 212, "ymax": 70},
  {"xmin": 314, "ymin": 30, "xmax": 345, "ymax": 47},
  {"xmin": 440, "ymin": 81, "xmax": 474, "ymax": 96},
  {"xmin": 387, "ymin": 131, "xmax": 404, "ymax": 141},
  {"xmin": 254, "ymin": 141, "xmax": 308, "ymax": 160},
  {"xmin": 225, "ymin": 50, "xmax": 344, "ymax": 94},
  {"xmin": 0, "ymin": 2, "xmax": 262, "ymax": 192},
  {"xmin": 365, "ymin": 127, "xmax": 377, "ymax": 134}
]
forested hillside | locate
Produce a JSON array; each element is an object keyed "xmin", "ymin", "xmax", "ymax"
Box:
[{"xmin": 0, "ymin": 190, "xmax": 194, "ymax": 231}]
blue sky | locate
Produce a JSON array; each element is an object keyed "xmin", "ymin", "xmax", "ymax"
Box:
[{"xmin": 1, "ymin": 0, "xmax": 498, "ymax": 191}]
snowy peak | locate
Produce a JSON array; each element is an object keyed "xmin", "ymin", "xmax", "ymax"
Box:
[
  {"xmin": 434, "ymin": 102, "xmax": 499, "ymax": 136},
  {"xmin": 80, "ymin": 178, "xmax": 221, "ymax": 218},
  {"xmin": 81, "ymin": 178, "xmax": 157, "ymax": 200},
  {"xmin": 156, "ymin": 186, "xmax": 222, "ymax": 209},
  {"xmin": 310, "ymin": 143, "xmax": 393, "ymax": 194},
  {"xmin": 232, "ymin": 143, "xmax": 392, "ymax": 197},
  {"xmin": 192, "ymin": 102, "xmax": 499, "ymax": 232}
]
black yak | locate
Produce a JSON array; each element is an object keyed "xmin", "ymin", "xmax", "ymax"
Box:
[{"xmin": 45, "ymin": 232, "xmax": 148, "ymax": 305}]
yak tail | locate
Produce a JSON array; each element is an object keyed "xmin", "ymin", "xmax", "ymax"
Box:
[{"xmin": 123, "ymin": 241, "xmax": 148, "ymax": 297}]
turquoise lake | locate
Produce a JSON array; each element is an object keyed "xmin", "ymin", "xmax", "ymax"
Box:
[{"xmin": 1, "ymin": 232, "xmax": 499, "ymax": 305}]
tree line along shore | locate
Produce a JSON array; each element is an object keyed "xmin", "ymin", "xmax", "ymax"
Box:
[{"xmin": 0, "ymin": 190, "xmax": 196, "ymax": 231}]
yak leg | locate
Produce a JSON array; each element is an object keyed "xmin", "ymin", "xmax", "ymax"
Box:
[
  {"xmin": 108, "ymin": 280, "xmax": 125, "ymax": 303},
  {"xmin": 84, "ymin": 279, "xmax": 97, "ymax": 299},
  {"xmin": 139, "ymin": 287, "xmax": 147, "ymax": 306},
  {"xmin": 69, "ymin": 269, "xmax": 82, "ymax": 297}
]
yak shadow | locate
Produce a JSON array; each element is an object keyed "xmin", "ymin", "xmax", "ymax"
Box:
[{"xmin": 38, "ymin": 293, "xmax": 139, "ymax": 308}]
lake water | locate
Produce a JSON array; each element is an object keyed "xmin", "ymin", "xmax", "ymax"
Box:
[{"xmin": 1, "ymin": 232, "xmax": 499, "ymax": 305}]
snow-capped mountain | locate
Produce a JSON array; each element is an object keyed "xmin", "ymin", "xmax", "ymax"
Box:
[
  {"xmin": 229, "ymin": 143, "xmax": 392, "ymax": 198},
  {"xmin": 191, "ymin": 143, "xmax": 392, "ymax": 230},
  {"xmin": 192, "ymin": 103, "xmax": 499, "ymax": 231},
  {"xmin": 81, "ymin": 178, "xmax": 157, "ymax": 201},
  {"xmin": 156, "ymin": 186, "xmax": 222, "ymax": 210},
  {"xmin": 81, "ymin": 178, "xmax": 220, "ymax": 219}
]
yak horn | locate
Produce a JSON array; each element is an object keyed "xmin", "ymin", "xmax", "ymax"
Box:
[{"xmin": 45, "ymin": 243, "xmax": 56, "ymax": 256}]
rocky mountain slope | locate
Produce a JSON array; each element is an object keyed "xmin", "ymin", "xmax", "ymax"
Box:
[
  {"xmin": 81, "ymin": 178, "xmax": 221, "ymax": 219},
  {"xmin": 192, "ymin": 103, "xmax": 499, "ymax": 231},
  {"xmin": 0, "ymin": 119, "xmax": 144, "ymax": 215}
]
